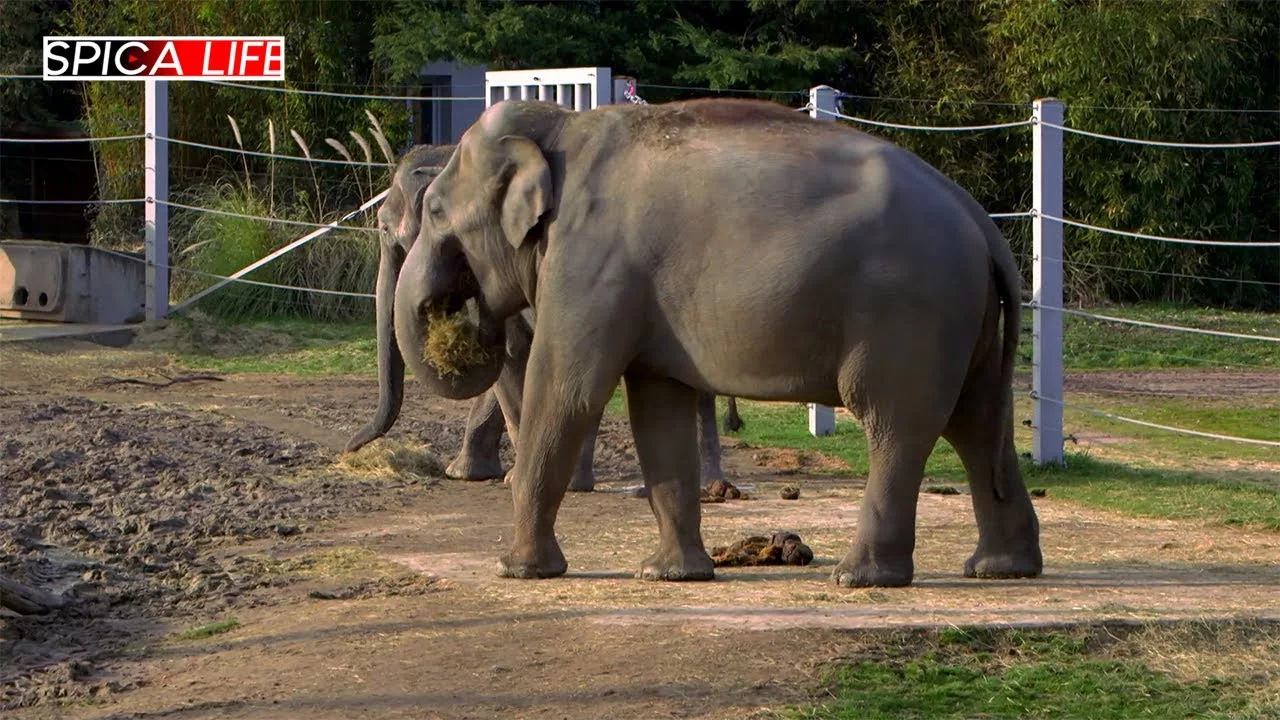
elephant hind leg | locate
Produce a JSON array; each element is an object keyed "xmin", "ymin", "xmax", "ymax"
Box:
[
  {"xmin": 722, "ymin": 396, "xmax": 744, "ymax": 433},
  {"xmin": 831, "ymin": 430, "xmax": 936, "ymax": 588},
  {"xmin": 446, "ymin": 389, "xmax": 507, "ymax": 480},
  {"xmin": 943, "ymin": 352, "xmax": 1042, "ymax": 581},
  {"xmin": 567, "ymin": 410, "xmax": 602, "ymax": 492},
  {"xmin": 626, "ymin": 373, "xmax": 714, "ymax": 582},
  {"xmin": 831, "ymin": 333, "xmax": 959, "ymax": 588},
  {"xmin": 697, "ymin": 392, "xmax": 726, "ymax": 487}
]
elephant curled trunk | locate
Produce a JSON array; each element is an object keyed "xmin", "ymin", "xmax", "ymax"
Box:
[{"xmin": 393, "ymin": 236, "xmax": 506, "ymax": 401}]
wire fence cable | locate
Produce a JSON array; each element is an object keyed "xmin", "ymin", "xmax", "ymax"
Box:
[
  {"xmin": 813, "ymin": 106, "xmax": 1034, "ymax": 132},
  {"xmin": 156, "ymin": 199, "xmax": 380, "ymax": 233},
  {"xmin": 169, "ymin": 189, "xmax": 389, "ymax": 313},
  {"xmin": 0, "ymin": 197, "xmax": 146, "ymax": 205},
  {"xmin": 1035, "ymin": 304, "xmax": 1280, "ymax": 342},
  {"xmin": 94, "ymin": 246, "xmax": 375, "ymax": 298},
  {"xmin": 196, "ymin": 79, "xmax": 484, "ymax": 102},
  {"xmin": 1032, "ymin": 393, "xmax": 1280, "ymax": 448},
  {"xmin": 1040, "ymin": 212, "xmax": 1280, "ymax": 248},
  {"xmin": 1039, "ymin": 120, "xmax": 1280, "ymax": 149},
  {"xmin": 0, "ymin": 133, "xmax": 145, "ymax": 144},
  {"xmin": 160, "ymin": 136, "xmax": 393, "ymax": 167}
]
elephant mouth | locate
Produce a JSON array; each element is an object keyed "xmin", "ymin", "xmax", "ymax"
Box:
[{"xmin": 395, "ymin": 262, "xmax": 507, "ymax": 400}]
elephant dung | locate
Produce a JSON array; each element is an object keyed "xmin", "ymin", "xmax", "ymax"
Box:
[
  {"xmin": 422, "ymin": 306, "xmax": 493, "ymax": 377},
  {"xmin": 702, "ymin": 478, "xmax": 746, "ymax": 502},
  {"xmin": 711, "ymin": 531, "xmax": 814, "ymax": 567}
]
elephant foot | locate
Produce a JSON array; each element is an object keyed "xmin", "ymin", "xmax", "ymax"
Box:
[
  {"xmin": 445, "ymin": 453, "xmax": 505, "ymax": 481},
  {"xmin": 567, "ymin": 471, "xmax": 597, "ymax": 493},
  {"xmin": 636, "ymin": 546, "xmax": 715, "ymax": 582},
  {"xmin": 498, "ymin": 541, "xmax": 567, "ymax": 579},
  {"xmin": 963, "ymin": 546, "xmax": 1043, "ymax": 580},
  {"xmin": 830, "ymin": 557, "xmax": 914, "ymax": 588}
]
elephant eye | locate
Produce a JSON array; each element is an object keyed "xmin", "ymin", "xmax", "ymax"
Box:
[{"xmin": 427, "ymin": 196, "xmax": 445, "ymax": 218}]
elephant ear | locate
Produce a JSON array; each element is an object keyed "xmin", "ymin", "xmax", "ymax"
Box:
[{"xmin": 497, "ymin": 135, "xmax": 552, "ymax": 249}]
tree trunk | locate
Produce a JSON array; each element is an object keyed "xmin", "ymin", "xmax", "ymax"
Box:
[{"xmin": 0, "ymin": 573, "xmax": 67, "ymax": 615}]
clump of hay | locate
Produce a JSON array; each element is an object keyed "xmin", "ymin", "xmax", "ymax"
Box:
[
  {"xmin": 422, "ymin": 305, "xmax": 492, "ymax": 377},
  {"xmin": 339, "ymin": 439, "xmax": 445, "ymax": 479}
]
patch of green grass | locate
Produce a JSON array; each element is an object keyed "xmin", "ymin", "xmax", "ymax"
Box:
[
  {"xmin": 699, "ymin": 397, "xmax": 1278, "ymax": 531},
  {"xmin": 1054, "ymin": 395, "xmax": 1280, "ymax": 467},
  {"xmin": 165, "ymin": 313, "xmax": 376, "ymax": 375},
  {"xmin": 174, "ymin": 618, "xmax": 240, "ymax": 641},
  {"xmin": 788, "ymin": 623, "xmax": 1279, "ymax": 720},
  {"xmin": 1023, "ymin": 454, "xmax": 1280, "ymax": 531},
  {"xmin": 1017, "ymin": 303, "xmax": 1280, "ymax": 371}
]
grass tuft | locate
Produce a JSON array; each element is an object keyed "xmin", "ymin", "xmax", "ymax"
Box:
[
  {"xmin": 789, "ymin": 621, "xmax": 1280, "ymax": 720},
  {"xmin": 175, "ymin": 619, "xmax": 239, "ymax": 642}
]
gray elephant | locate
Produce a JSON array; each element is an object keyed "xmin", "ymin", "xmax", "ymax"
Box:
[
  {"xmin": 344, "ymin": 144, "xmax": 739, "ymax": 491},
  {"xmin": 391, "ymin": 97, "xmax": 1043, "ymax": 589}
]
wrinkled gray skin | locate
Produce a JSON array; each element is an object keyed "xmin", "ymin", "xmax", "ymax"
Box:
[
  {"xmin": 395, "ymin": 98, "xmax": 1043, "ymax": 588},
  {"xmin": 344, "ymin": 144, "xmax": 738, "ymax": 490}
]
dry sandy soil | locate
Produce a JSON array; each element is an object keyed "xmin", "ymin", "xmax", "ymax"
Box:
[{"xmin": 1, "ymin": 334, "xmax": 1278, "ymax": 719}]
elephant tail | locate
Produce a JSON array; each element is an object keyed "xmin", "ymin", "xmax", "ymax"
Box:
[{"xmin": 989, "ymin": 233, "xmax": 1022, "ymax": 503}]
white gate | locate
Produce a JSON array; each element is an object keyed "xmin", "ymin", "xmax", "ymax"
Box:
[{"xmin": 485, "ymin": 67, "xmax": 632, "ymax": 110}]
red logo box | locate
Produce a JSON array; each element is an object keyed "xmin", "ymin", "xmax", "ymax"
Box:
[{"xmin": 43, "ymin": 36, "xmax": 285, "ymax": 81}]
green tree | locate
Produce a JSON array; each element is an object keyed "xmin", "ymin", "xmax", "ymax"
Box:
[
  {"xmin": 372, "ymin": 0, "xmax": 861, "ymax": 105},
  {"xmin": 371, "ymin": 0, "xmax": 1277, "ymax": 307}
]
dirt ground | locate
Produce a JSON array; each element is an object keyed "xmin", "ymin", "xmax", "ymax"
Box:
[{"xmin": 2, "ymin": 335, "xmax": 1278, "ymax": 719}]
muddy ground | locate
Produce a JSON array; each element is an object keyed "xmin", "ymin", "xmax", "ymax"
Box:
[{"xmin": 1, "ymin": 335, "xmax": 1278, "ymax": 719}]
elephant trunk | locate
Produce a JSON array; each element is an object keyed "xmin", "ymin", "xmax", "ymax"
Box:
[
  {"xmin": 393, "ymin": 237, "xmax": 506, "ymax": 400},
  {"xmin": 345, "ymin": 242, "xmax": 405, "ymax": 453}
]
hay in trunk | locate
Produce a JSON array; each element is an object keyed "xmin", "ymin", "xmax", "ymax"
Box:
[{"xmin": 422, "ymin": 306, "xmax": 492, "ymax": 377}]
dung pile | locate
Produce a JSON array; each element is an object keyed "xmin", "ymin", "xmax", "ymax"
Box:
[{"xmin": 711, "ymin": 531, "xmax": 814, "ymax": 567}]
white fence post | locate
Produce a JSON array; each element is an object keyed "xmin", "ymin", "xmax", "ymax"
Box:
[
  {"xmin": 806, "ymin": 85, "xmax": 839, "ymax": 438},
  {"xmin": 1032, "ymin": 98, "xmax": 1065, "ymax": 465},
  {"xmin": 144, "ymin": 79, "xmax": 169, "ymax": 321}
]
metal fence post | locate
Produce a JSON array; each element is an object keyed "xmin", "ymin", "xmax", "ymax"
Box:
[
  {"xmin": 144, "ymin": 79, "xmax": 169, "ymax": 321},
  {"xmin": 1032, "ymin": 98, "xmax": 1065, "ymax": 465},
  {"xmin": 806, "ymin": 85, "xmax": 839, "ymax": 438}
]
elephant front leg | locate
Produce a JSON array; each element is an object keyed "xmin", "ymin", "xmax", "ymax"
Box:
[
  {"xmin": 498, "ymin": 368, "xmax": 613, "ymax": 580},
  {"xmin": 626, "ymin": 374, "xmax": 714, "ymax": 582},
  {"xmin": 446, "ymin": 390, "xmax": 507, "ymax": 480}
]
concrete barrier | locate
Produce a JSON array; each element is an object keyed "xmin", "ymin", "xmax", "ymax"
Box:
[{"xmin": 0, "ymin": 240, "xmax": 146, "ymax": 324}]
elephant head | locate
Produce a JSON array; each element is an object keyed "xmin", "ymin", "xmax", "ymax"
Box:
[
  {"xmin": 345, "ymin": 144, "xmax": 457, "ymax": 452},
  {"xmin": 393, "ymin": 102, "xmax": 569, "ymax": 400}
]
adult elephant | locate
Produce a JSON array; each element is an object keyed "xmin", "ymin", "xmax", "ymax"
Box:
[
  {"xmin": 344, "ymin": 144, "xmax": 738, "ymax": 491},
  {"xmin": 392, "ymin": 97, "xmax": 1043, "ymax": 589}
]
